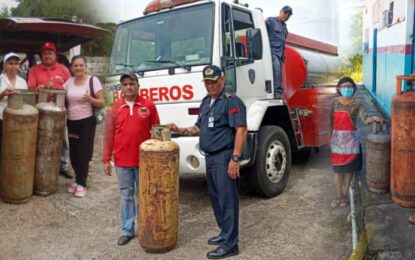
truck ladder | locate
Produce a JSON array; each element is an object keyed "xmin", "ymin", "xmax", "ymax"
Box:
[{"xmin": 289, "ymin": 107, "xmax": 304, "ymax": 149}]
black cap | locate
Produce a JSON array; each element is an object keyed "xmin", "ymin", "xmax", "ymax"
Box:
[
  {"xmin": 281, "ymin": 5, "xmax": 293, "ymax": 15},
  {"xmin": 202, "ymin": 65, "xmax": 223, "ymax": 81},
  {"xmin": 120, "ymin": 72, "xmax": 139, "ymax": 82}
]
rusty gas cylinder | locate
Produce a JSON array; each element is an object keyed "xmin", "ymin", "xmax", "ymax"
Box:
[
  {"xmin": 33, "ymin": 89, "xmax": 66, "ymax": 196},
  {"xmin": 139, "ymin": 128, "xmax": 180, "ymax": 253},
  {"xmin": 366, "ymin": 123, "xmax": 390, "ymax": 193},
  {"xmin": 0, "ymin": 92, "xmax": 38, "ymax": 203},
  {"xmin": 391, "ymin": 75, "xmax": 415, "ymax": 207}
]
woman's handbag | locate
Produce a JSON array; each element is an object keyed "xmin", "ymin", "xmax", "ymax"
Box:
[{"xmin": 89, "ymin": 76, "xmax": 105, "ymax": 124}]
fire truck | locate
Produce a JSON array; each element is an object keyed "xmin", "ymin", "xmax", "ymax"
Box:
[{"xmin": 105, "ymin": 0, "xmax": 338, "ymax": 197}]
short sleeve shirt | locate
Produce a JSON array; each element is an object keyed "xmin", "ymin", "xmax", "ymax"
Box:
[
  {"xmin": 64, "ymin": 76, "xmax": 103, "ymax": 121},
  {"xmin": 0, "ymin": 74, "xmax": 28, "ymax": 119},
  {"xmin": 196, "ymin": 91, "xmax": 247, "ymax": 153},
  {"xmin": 265, "ymin": 17, "xmax": 288, "ymax": 60},
  {"xmin": 28, "ymin": 62, "xmax": 71, "ymax": 90}
]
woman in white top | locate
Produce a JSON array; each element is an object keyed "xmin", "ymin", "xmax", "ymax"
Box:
[
  {"xmin": 0, "ymin": 52, "xmax": 28, "ymax": 150},
  {"xmin": 64, "ymin": 55, "xmax": 104, "ymax": 198}
]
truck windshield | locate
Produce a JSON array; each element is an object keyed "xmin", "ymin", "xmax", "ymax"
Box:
[{"xmin": 109, "ymin": 3, "xmax": 214, "ymax": 75}]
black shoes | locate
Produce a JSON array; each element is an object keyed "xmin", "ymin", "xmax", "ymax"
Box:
[
  {"xmin": 207, "ymin": 235, "xmax": 225, "ymax": 245},
  {"xmin": 59, "ymin": 170, "xmax": 73, "ymax": 179},
  {"xmin": 117, "ymin": 235, "xmax": 134, "ymax": 246},
  {"xmin": 207, "ymin": 246, "xmax": 239, "ymax": 259}
]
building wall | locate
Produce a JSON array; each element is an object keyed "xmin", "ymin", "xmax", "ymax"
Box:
[{"xmin": 362, "ymin": 0, "xmax": 414, "ymax": 116}]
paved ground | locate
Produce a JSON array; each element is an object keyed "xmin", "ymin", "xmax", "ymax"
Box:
[
  {"xmin": 0, "ymin": 124, "xmax": 352, "ymax": 260},
  {"xmin": 355, "ymin": 86, "xmax": 415, "ymax": 259}
]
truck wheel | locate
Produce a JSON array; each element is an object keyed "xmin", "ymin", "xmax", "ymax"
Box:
[{"xmin": 250, "ymin": 125, "xmax": 292, "ymax": 197}]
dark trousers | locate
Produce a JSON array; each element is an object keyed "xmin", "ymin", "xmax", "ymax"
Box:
[
  {"xmin": 67, "ymin": 116, "xmax": 96, "ymax": 187},
  {"xmin": 205, "ymin": 149, "xmax": 239, "ymax": 251},
  {"xmin": 272, "ymin": 54, "xmax": 283, "ymax": 95}
]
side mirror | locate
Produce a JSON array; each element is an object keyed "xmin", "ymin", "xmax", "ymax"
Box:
[{"xmin": 246, "ymin": 28, "xmax": 263, "ymax": 60}]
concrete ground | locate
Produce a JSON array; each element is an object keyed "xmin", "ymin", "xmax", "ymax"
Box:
[
  {"xmin": 355, "ymin": 86, "xmax": 415, "ymax": 259},
  {"xmin": 0, "ymin": 125, "xmax": 352, "ymax": 260}
]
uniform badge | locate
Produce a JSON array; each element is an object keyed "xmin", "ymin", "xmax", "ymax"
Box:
[
  {"xmin": 204, "ymin": 68, "xmax": 214, "ymax": 77},
  {"xmin": 208, "ymin": 116, "xmax": 214, "ymax": 128},
  {"xmin": 138, "ymin": 107, "xmax": 150, "ymax": 118}
]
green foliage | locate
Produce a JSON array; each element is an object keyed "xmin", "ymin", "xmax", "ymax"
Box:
[
  {"xmin": 10, "ymin": 0, "xmax": 115, "ymax": 57},
  {"xmin": 337, "ymin": 10, "xmax": 363, "ymax": 82},
  {"xmin": 337, "ymin": 54, "xmax": 363, "ymax": 82},
  {"xmin": 11, "ymin": 0, "xmax": 97, "ymax": 24},
  {"xmin": 81, "ymin": 22, "xmax": 116, "ymax": 57},
  {"xmin": 0, "ymin": 5, "xmax": 9, "ymax": 18}
]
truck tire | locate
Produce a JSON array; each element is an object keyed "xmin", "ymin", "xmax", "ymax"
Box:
[{"xmin": 250, "ymin": 125, "xmax": 292, "ymax": 197}]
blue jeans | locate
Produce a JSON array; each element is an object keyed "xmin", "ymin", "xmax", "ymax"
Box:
[
  {"xmin": 116, "ymin": 167, "xmax": 139, "ymax": 237},
  {"xmin": 206, "ymin": 149, "xmax": 239, "ymax": 251},
  {"xmin": 60, "ymin": 124, "xmax": 69, "ymax": 172}
]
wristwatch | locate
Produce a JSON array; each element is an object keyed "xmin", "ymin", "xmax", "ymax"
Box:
[{"xmin": 232, "ymin": 155, "xmax": 241, "ymax": 162}]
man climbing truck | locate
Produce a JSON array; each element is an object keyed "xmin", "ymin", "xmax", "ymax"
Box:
[{"xmin": 105, "ymin": 0, "xmax": 339, "ymax": 197}]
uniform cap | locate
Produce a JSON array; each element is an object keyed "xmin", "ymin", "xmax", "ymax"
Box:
[
  {"xmin": 120, "ymin": 72, "xmax": 139, "ymax": 82},
  {"xmin": 4, "ymin": 52, "xmax": 20, "ymax": 62},
  {"xmin": 40, "ymin": 42, "xmax": 56, "ymax": 52},
  {"xmin": 202, "ymin": 65, "xmax": 223, "ymax": 81},
  {"xmin": 281, "ymin": 6, "xmax": 293, "ymax": 15}
]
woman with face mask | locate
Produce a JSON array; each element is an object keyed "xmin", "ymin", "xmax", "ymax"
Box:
[{"xmin": 329, "ymin": 77, "xmax": 383, "ymax": 208}]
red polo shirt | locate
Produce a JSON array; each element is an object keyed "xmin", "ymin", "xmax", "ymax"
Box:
[
  {"xmin": 103, "ymin": 96, "xmax": 160, "ymax": 167},
  {"xmin": 28, "ymin": 62, "xmax": 71, "ymax": 90}
]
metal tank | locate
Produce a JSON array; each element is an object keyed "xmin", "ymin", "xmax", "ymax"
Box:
[
  {"xmin": 20, "ymin": 90, "xmax": 37, "ymax": 106},
  {"xmin": 366, "ymin": 123, "xmax": 390, "ymax": 193},
  {"xmin": 0, "ymin": 92, "xmax": 38, "ymax": 203},
  {"xmin": 139, "ymin": 127, "xmax": 180, "ymax": 253},
  {"xmin": 391, "ymin": 75, "xmax": 415, "ymax": 207},
  {"xmin": 33, "ymin": 89, "xmax": 66, "ymax": 196}
]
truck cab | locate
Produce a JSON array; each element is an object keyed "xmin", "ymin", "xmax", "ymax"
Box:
[{"xmin": 106, "ymin": 0, "xmax": 338, "ymax": 197}]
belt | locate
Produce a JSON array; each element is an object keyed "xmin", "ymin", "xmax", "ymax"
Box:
[{"xmin": 201, "ymin": 148, "xmax": 232, "ymax": 157}]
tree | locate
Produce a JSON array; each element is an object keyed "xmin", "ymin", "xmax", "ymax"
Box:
[
  {"xmin": 0, "ymin": 5, "xmax": 9, "ymax": 18},
  {"xmin": 9, "ymin": 0, "xmax": 115, "ymax": 57},
  {"xmin": 81, "ymin": 22, "xmax": 116, "ymax": 57},
  {"xmin": 337, "ymin": 10, "xmax": 363, "ymax": 82},
  {"xmin": 11, "ymin": 0, "xmax": 98, "ymax": 24}
]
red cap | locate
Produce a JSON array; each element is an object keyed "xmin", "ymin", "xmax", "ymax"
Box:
[{"xmin": 40, "ymin": 42, "xmax": 56, "ymax": 52}]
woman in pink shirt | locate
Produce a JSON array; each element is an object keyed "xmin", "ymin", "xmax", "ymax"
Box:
[{"xmin": 64, "ymin": 55, "xmax": 104, "ymax": 197}]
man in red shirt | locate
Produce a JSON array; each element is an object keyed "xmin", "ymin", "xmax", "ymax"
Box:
[
  {"xmin": 103, "ymin": 72, "xmax": 160, "ymax": 246},
  {"xmin": 28, "ymin": 42, "xmax": 72, "ymax": 178}
]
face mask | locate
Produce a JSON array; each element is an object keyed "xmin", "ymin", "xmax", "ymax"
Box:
[{"xmin": 340, "ymin": 87, "xmax": 354, "ymax": 98}]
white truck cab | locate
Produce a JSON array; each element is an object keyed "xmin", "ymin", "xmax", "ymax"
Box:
[{"xmin": 105, "ymin": 0, "xmax": 338, "ymax": 197}]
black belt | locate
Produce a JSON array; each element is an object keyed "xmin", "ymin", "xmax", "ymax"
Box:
[{"xmin": 201, "ymin": 148, "xmax": 232, "ymax": 157}]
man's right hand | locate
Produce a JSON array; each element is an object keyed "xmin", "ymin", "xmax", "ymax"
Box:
[
  {"xmin": 167, "ymin": 123, "xmax": 179, "ymax": 133},
  {"xmin": 103, "ymin": 162, "xmax": 112, "ymax": 176}
]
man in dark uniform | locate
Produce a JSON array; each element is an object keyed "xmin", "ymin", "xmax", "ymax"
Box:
[
  {"xmin": 266, "ymin": 5, "xmax": 292, "ymax": 99},
  {"xmin": 168, "ymin": 65, "xmax": 247, "ymax": 259}
]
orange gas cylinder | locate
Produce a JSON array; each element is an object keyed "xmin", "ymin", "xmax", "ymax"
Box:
[
  {"xmin": 138, "ymin": 128, "xmax": 180, "ymax": 253},
  {"xmin": 391, "ymin": 75, "xmax": 415, "ymax": 207}
]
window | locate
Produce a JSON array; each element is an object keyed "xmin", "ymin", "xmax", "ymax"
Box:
[
  {"xmin": 109, "ymin": 3, "xmax": 214, "ymax": 75},
  {"xmin": 232, "ymin": 9, "xmax": 254, "ymax": 59}
]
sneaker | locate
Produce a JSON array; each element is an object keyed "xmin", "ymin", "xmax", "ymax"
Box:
[
  {"xmin": 67, "ymin": 182, "xmax": 77, "ymax": 193},
  {"xmin": 74, "ymin": 185, "xmax": 87, "ymax": 198}
]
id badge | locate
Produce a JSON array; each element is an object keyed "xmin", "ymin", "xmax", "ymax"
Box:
[{"xmin": 208, "ymin": 116, "xmax": 214, "ymax": 128}]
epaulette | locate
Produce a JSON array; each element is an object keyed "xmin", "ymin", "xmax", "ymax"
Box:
[{"xmin": 224, "ymin": 92, "xmax": 233, "ymax": 99}]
